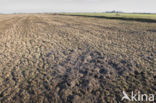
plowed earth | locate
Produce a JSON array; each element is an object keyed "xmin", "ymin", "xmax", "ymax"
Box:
[{"xmin": 0, "ymin": 14, "xmax": 155, "ymax": 103}]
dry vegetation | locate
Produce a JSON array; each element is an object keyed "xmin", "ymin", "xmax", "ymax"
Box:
[{"xmin": 0, "ymin": 14, "xmax": 155, "ymax": 103}]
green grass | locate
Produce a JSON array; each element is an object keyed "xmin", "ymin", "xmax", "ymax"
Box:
[{"xmin": 62, "ymin": 13, "xmax": 156, "ymax": 20}]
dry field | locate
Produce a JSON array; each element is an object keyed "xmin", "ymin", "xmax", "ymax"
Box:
[{"xmin": 0, "ymin": 14, "xmax": 155, "ymax": 103}]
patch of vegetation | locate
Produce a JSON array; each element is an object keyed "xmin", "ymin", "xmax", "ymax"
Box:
[{"xmin": 61, "ymin": 13, "xmax": 156, "ymax": 23}]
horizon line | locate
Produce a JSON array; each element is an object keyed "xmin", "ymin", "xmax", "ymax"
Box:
[{"xmin": 0, "ymin": 11, "xmax": 156, "ymax": 14}]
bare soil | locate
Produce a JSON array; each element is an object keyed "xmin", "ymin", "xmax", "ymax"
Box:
[{"xmin": 0, "ymin": 14, "xmax": 155, "ymax": 103}]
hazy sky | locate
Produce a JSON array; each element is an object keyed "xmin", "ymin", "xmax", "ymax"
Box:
[{"xmin": 0, "ymin": 0, "xmax": 155, "ymax": 13}]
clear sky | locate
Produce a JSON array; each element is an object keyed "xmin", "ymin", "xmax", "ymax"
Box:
[{"xmin": 0, "ymin": 0, "xmax": 155, "ymax": 13}]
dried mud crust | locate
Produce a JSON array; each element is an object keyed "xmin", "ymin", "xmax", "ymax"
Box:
[{"xmin": 0, "ymin": 14, "xmax": 155, "ymax": 103}]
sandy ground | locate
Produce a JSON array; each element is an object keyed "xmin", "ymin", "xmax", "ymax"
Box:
[{"xmin": 0, "ymin": 14, "xmax": 155, "ymax": 103}]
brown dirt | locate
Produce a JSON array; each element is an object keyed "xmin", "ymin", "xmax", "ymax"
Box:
[{"xmin": 0, "ymin": 14, "xmax": 155, "ymax": 103}]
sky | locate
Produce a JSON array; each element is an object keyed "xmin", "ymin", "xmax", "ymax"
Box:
[{"xmin": 0, "ymin": 0, "xmax": 155, "ymax": 13}]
